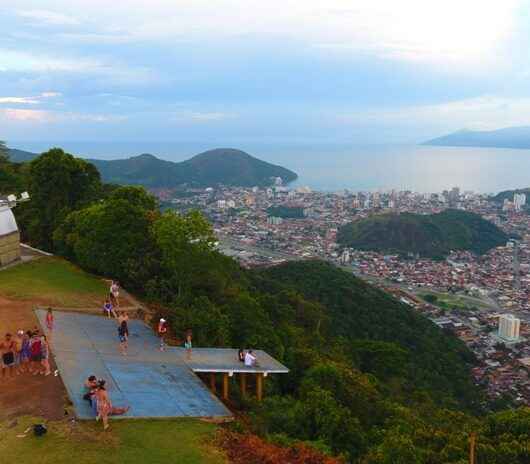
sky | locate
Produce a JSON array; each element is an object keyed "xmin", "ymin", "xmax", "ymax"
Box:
[{"xmin": 2, "ymin": 0, "xmax": 530, "ymax": 152}]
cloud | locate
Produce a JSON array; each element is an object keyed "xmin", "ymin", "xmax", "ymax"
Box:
[
  {"xmin": 172, "ymin": 111, "xmax": 236, "ymax": 123},
  {"xmin": 17, "ymin": 9, "xmax": 79, "ymax": 26},
  {"xmin": 0, "ymin": 92, "xmax": 62, "ymax": 105},
  {"xmin": 6, "ymin": 1, "xmax": 521, "ymax": 65},
  {"xmin": 0, "ymin": 97, "xmax": 40, "ymax": 104},
  {"xmin": 0, "ymin": 108, "xmax": 127, "ymax": 124}
]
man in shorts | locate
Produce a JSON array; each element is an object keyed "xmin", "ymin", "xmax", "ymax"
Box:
[{"xmin": 1, "ymin": 333, "xmax": 16, "ymax": 380}]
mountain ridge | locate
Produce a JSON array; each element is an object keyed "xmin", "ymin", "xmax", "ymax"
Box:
[
  {"xmin": 424, "ymin": 126, "xmax": 530, "ymax": 149},
  {"xmin": 8, "ymin": 147, "xmax": 298, "ymax": 188}
]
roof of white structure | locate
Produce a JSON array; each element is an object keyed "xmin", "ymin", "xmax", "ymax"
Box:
[{"xmin": 0, "ymin": 206, "xmax": 18, "ymax": 236}]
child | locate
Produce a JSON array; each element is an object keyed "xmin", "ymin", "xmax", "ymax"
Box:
[
  {"xmin": 157, "ymin": 318, "xmax": 167, "ymax": 351},
  {"xmin": 45, "ymin": 308, "xmax": 54, "ymax": 331},
  {"xmin": 184, "ymin": 329, "xmax": 193, "ymax": 359}
]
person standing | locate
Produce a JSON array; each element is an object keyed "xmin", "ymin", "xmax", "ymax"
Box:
[
  {"xmin": 95, "ymin": 380, "xmax": 112, "ymax": 431},
  {"xmin": 157, "ymin": 318, "xmax": 167, "ymax": 351},
  {"xmin": 184, "ymin": 329, "xmax": 193, "ymax": 359},
  {"xmin": 110, "ymin": 281, "xmax": 120, "ymax": 308},
  {"xmin": 29, "ymin": 332, "xmax": 43, "ymax": 375},
  {"xmin": 1, "ymin": 333, "xmax": 16, "ymax": 381},
  {"xmin": 118, "ymin": 321, "xmax": 128, "ymax": 356},
  {"xmin": 41, "ymin": 335, "xmax": 51, "ymax": 376},
  {"xmin": 14, "ymin": 330, "xmax": 24, "ymax": 375},
  {"xmin": 45, "ymin": 308, "xmax": 54, "ymax": 343}
]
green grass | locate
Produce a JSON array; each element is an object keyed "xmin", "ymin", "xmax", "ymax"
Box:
[
  {"xmin": 0, "ymin": 417, "xmax": 226, "ymax": 464},
  {"xmin": 0, "ymin": 257, "xmax": 107, "ymax": 307},
  {"xmin": 420, "ymin": 291, "xmax": 489, "ymax": 311}
]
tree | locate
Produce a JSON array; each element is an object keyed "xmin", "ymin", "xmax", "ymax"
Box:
[
  {"xmin": 0, "ymin": 141, "xmax": 8, "ymax": 164},
  {"xmin": 53, "ymin": 198, "xmax": 156, "ymax": 289},
  {"xmin": 20, "ymin": 148, "xmax": 102, "ymax": 250},
  {"xmin": 151, "ymin": 210, "xmax": 217, "ymax": 298},
  {"xmin": 108, "ymin": 185, "xmax": 158, "ymax": 211}
]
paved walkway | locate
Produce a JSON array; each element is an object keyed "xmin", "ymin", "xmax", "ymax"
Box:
[{"xmin": 36, "ymin": 310, "xmax": 231, "ymax": 419}]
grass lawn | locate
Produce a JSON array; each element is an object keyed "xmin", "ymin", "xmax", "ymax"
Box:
[
  {"xmin": 0, "ymin": 417, "xmax": 226, "ymax": 464},
  {"xmin": 0, "ymin": 257, "xmax": 107, "ymax": 307}
]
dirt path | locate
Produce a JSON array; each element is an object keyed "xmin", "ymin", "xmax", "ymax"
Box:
[{"xmin": 0, "ymin": 296, "xmax": 67, "ymax": 420}]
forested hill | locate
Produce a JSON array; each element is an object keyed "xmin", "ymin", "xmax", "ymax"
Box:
[
  {"xmin": 251, "ymin": 260, "xmax": 478, "ymax": 409},
  {"xmin": 89, "ymin": 149, "xmax": 297, "ymax": 187},
  {"xmin": 337, "ymin": 209, "xmax": 508, "ymax": 259},
  {"xmin": 8, "ymin": 147, "xmax": 298, "ymax": 188}
]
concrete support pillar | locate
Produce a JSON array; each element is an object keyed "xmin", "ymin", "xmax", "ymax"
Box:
[
  {"xmin": 222, "ymin": 373, "xmax": 229, "ymax": 400},
  {"xmin": 240, "ymin": 373, "xmax": 247, "ymax": 397}
]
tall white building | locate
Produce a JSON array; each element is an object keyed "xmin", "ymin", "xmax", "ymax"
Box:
[
  {"xmin": 514, "ymin": 193, "xmax": 526, "ymax": 212},
  {"xmin": 498, "ymin": 314, "xmax": 521, "ymax": 341}
]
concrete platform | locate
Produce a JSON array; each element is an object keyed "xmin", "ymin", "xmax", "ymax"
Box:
[{"xmin": 36, "ymin": 310, "xmax": 231, "ymax": 419}]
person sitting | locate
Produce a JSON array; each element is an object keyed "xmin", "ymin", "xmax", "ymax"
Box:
[
  {"xmin": 103, "ymin": 299, "xmax": 116, "ymax": 319},
  {"xmin": 238, "ymin": 348, "xmax": 245, "ymax": 363},
  {"xmin": 83, "ymin": 375, "xmax": 99, "ymax": 405},
  {"xmin": 244, "ymin": 349, "xmax": 257, "ymax": 367}
]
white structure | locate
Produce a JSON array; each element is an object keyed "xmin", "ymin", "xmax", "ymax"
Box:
[
  {"xmin": 0, "ymin": 192, "xmax": 29, "ymax": 266},
  {"xmin": 498, "ymin": 314, "xmax": 521, "ymax": 341},
  {"xmin": 514, "ymin": 193, "xmax": 526, "ymax": 212},
  {"xmin": 267, "ymin": 216, "xmax": 283, "ymax": 226},
  {"xmin": 217, "ymin": 200, "xmax": 227, "ymax": 209}
]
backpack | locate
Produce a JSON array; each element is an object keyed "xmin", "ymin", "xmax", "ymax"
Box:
[
  {"xmin": 33, "ymin": 424, "xmax": 47, "ymax": 437},
  {"xmin": 31, "ymin": 339, "xmax": 42, "ymax": 355}
]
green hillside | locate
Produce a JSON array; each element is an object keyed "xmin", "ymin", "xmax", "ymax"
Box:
[
  {"xmin": 251, "ymin": 260, "xmax": 477, "ymax": 408},
  {"xmin": 89, "ymin": 149, "xmax": 297, "ymax": 188},
  {"xmin": 337, "ymin": 209, "xmax": 508, "ymax": 259}
]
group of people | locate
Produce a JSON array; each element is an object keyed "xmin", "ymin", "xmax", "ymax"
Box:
[
  {"xmin": 0, "ymin": 308, "xmax": 54, "ymax": 380},
  {"xmin": 157, "ymin": 318, "xmax": 193, "ymax": 359},
  {"xmin": 83, "ymin": 375, "xmax": 129, "ymax": 430}
]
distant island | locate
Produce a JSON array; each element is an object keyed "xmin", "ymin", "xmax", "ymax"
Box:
[
  {"xmin": 337, "ymin": 209, "xmax": 508, "ymax": 259},
  {"xmin": 423, "ymin": 126, "xmax": 530, "ymax": 149},
  {"xmin": 8, "ymin": 147, "xmax": 298, "ymax": 188}
]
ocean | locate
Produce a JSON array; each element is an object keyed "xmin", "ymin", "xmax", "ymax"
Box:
[{"xmin": 11, "ymin": 141, "xmax": 530, "ymax": 194}]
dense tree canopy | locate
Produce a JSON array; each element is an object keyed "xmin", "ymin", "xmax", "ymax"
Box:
[{"xmin": 18, "ymin": 148, "xmax": 102, "ymax": 250}]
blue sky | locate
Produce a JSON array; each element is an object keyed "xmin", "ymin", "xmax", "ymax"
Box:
[{"xmin": 2, "ymin": 0, "xmax": 530, "ymax": 151}]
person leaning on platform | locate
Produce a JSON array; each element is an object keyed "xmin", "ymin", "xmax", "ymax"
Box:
[{"xmin": 244, "ymin": 349, "xmax": 259, "ymax": 367}]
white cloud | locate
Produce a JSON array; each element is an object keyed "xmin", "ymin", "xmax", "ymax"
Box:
[
  {"xmin": 0, "ymin": 97, "xmax": 40, "ymax": 104},
  {"xmin": 17, "ymin": 9, "xmax": 79, "ymax": 26},
  {"xmin": 7, "ymin": 0, "xmax": 520, "ymax": 65},
  {"xmin": 0, "ymin": 108, "xmax": 127, "ymax": 123}
]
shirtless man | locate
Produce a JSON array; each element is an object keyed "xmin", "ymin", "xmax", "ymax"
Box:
[{"xmin": 1, "ymin": 333, "xmax": 16, "ymax": 381}]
